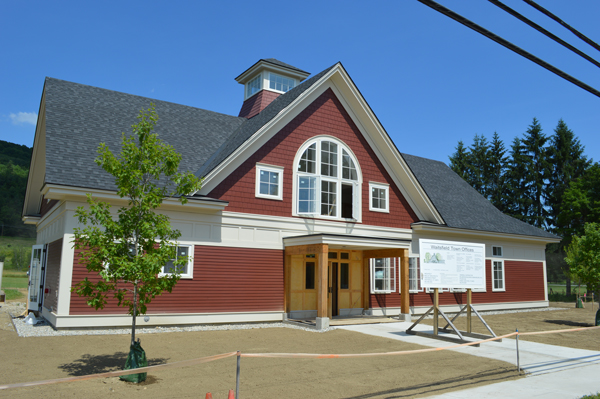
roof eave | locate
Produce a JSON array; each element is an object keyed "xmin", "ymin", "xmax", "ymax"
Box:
[{"xmin": 411, "ymin": 222, "xmax": 561, "ymax": 244}]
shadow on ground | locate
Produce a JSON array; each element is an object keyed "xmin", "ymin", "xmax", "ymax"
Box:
[
  {"xmin": 58, "ymin": 352, "xmax": 169, "ymax": 376},
  {"xmin": 544, "ymin": 320, "xmax": 593, "ymax": 328},
  {"xmin": 343, "ymin": 367, "xmax": 519, "ymax": 399}
]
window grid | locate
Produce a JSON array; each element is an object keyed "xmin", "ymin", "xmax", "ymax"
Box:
[
  {"xmin": 372, "ymin": 187, "xmax": 386, "ymax": 209},
  {"xmin": 269, "ymin": 73, "xmax": 295, "ymax": 93},
  {"xmin": 246, "ymin": 74, "xmax": 261, "ymax": 98},
  {"xmin": 321, "ymin": 180, "xmax": 337, "ymax": 216},
  {"xmin": 493, "ymin": 260, "xmax": 505, "ymax": 291},
  {"xmin": 298, "ymin": 176, "xmax": 317, "ymax": 213},
  {"xmin": 371, "ymin": 258, "xmax": 396, "ymax": 293},
  {"xmin": 409, "ymin": 257, "xmax": 420, "ymax": 292},
  {"xmin": 492, "ymin": 246, "xmax": 503, "ymax": 257},
  {"xmin": 162, "ymin": 245, "xmax": 193, "ymax": 278},
  {"xmin": 321, "ymin": 141, "xmax": 338, "ymax": 177},
  {"xmin": 342, "ymin": 150, "xmax": 357, "ymax": 180},
  {"xmin": 259, "ymin": 169, "xmax": 279, "ymax": 197}
]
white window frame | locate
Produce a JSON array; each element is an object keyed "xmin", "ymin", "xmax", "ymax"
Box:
[
  {"xmin": 292, "ymin": 136, "xmax": 362, "ymax": 222},
  {"xmin": 268, "ymin": 72, "xmax": 296, "ymax": 94},
  {"xmin": 369, "ymin": 182, "xmax": 389, "ymax": 213},
  {"xmin": 492, "ymin": 246, "xmax": 503, "ymax": 257},
  {"xmin": 370, "ymin": 258, "xmax": 396, "ymax": 294},
  {"xmin": 160, "ymin": 244, "xmax": 194, "ymax": 279},
  {"xmin": 255, "ymin": 163, "xmax": 283, "ymax": 201},
  {"xmin": 492, "ymin": 260, "xmax": 505, "ymax": 292},
  {"xmin": 245, "ymin": 74, "xmax": 262, "ymax": 99},
  {"xmin": 408, "ymin": 257, "xmax": 421, "ymax": 293}
]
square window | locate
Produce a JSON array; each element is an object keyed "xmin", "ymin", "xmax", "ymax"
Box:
[
  {"xmin": 492, "ymin": 246, "xmax": 503, "ymax": 257},
  {"xmin": 255, "ymin": 164, "xmax": 283, "ymax": 200},
  {"xmin": 369, "ymin": 182, "xmax": 389, "ymax": 213},
  {"xmin": 161, "ymin": 245, "xmax": 193, "ymax": 278}
]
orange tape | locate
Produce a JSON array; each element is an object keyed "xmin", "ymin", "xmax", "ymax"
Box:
[{"xmin": 2, "ymin": 324, "xmax": 599, "ymax": 391}]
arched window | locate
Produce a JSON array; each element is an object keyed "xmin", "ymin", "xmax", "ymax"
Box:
[{"xmin": 294, "ymin": 137, "xmax": 362, "ymax": 220}]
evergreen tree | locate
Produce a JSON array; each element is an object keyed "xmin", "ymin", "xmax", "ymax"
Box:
[
  {"xmin": 487, "ymin": 132, "xmax": 508, "ymax": 213},
  {"xmin": 505, "ymin": 137, "xmax": 532, "ymax": 222},
  {"xmin": 546, "ymin": 119, "xmax": 590, "ymax": 233},
  {"xmin": 521, "ymin": 118, "xmax": 550, "ymax": 229},
  {"xmin": 466, "ymin": 134, "xmax": 490, "ymax": 197},
  {"xmin": 449, "ymin": 140, "xmax": 470, "ymax": 180}
]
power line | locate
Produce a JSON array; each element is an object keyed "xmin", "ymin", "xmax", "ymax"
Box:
[
  {"xmin": 523, "ymin": 0, "xmax": 600, "ymax": 53},
  {"xmin": 488, "ymin": 0, "xmax": 600, "ymax": 69},
  {"xmin": 416, "ymin": 0, "xmax": 600, "ymax": 99}
]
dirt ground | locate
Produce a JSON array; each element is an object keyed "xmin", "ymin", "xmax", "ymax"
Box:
[
  {"xmin": 420, "ymin": 302, "xmax": 600, "ymax": 351},
  {"xmin": 0, "ymin": 302, "xmax": 597, "ymax": 399}
]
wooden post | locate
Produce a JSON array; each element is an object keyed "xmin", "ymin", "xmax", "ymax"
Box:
[
  {"xmin": 363, "ymin": 254, "xmax": 370, "ymax": 310},
  {"xmin": 284, "ymin": 254, "xmax": 291, "ymax": 313},
  {"xmin": 400, "ymin": 250, "xmax": 410, "ymax": 315},
  {"xmin": 466, "ymin": 288, "xmax": 472, "ymax": 333},
  {"xmin": 316, "ymin": 244, "xmax": 329, "ymax": 318},
  {"xmin": 433, "ymin": 288, "xmax": 439, "ymax": 336}
]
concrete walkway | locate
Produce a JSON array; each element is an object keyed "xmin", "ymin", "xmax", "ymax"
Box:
[{"xmin": 339, "ymin": 321, "xmax": 600, "ymax": 398}]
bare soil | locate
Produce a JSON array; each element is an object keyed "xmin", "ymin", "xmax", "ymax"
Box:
[
  {"xmin": 420, "ymin": 302, "xmax": 600, "ymax": 351},
  {"xmin": 0, "ymin": 302, "xmax": 597, "ymax": 399}
]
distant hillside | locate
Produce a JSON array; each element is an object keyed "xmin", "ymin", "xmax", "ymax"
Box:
[{"xmin": 0, "ymin": 140, "xmax": 35, "ymax": 237}]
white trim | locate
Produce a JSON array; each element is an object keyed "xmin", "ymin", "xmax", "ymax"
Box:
[
  {"xmin": 492, "ymin": 260, "xmax": 506, "ymax": 292},
  {"xmin": 267, "ymin": 72, "xmax": 297, "ymax": 95},
  {"xmin": 369, "ymin": 182, "xmax": 389, "ymax": 213},
  {"xmin": 255, "ymin": 163, "xmax": 284, "ymax": 201},
  {"xmin": 57, "ymin": 234, "xmax": 75, "ymax": 315},
  {"xmin": 411, "ymin": 223, "xmax": 561, "ymax": 244},
  {"xmin": 245, "ymin": 74, "xmax": 262, "ymax": 100},
  {"xmin": 45, "ymin": 310, "xmax": 284, "ymax": 329}
]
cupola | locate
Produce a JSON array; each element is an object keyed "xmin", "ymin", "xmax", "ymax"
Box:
[{"xmin": 236, "ymin": 58, "xmax": 310, "ymax": 119}]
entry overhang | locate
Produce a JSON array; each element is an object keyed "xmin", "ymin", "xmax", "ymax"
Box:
[{"xmin": 283, "ymin": 233, "xmax": 410, "ymax": 251}]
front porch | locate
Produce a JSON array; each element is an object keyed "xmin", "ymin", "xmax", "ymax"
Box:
[{"xmin": 283, "ymin": 234, "xmax": 412, "ymax": 330}]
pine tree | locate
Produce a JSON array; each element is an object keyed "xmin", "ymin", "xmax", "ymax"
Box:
[
  {"xmin": 546, "ymin": 119, "xmax": 590, "ymax": 233},
  {"xmin": 521, "ymin": 118, "xmax": 550, "ymax": 229},
  {"xmin": 505, "ymin": 137, "xmax": 532, "ymax": 222},
  {"xmin": 466, "ymin": 134, "xmax": 490, "ymax": 197},
  {"xmin": 449, "ymin": 140, "xmax": 470, "ymax": 180},
  {"xmin": 487, "ymin": 132, "xmax": 508, "ymax": 213}
]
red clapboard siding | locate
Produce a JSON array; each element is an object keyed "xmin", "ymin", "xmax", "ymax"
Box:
[
  {"xmin": 239, "ymin": 90, "xmax": 281, "ymax": 118},
  {"xmin": 43, "ymin": 238, "xmax": 62, "ymax": 311},
  {"xmin": 70, "ymin": 246, "xmax": 284, "ymax": 315},
  {"xmin": 209, "ymin": 88, "xmax": 418, "ymax": 229},
  {"xmin": 372, "ymin": 259, "xmax": 545, "ymax": 309}
]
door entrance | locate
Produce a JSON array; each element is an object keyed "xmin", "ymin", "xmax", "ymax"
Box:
[
  {"xmin": 328, "ymin": 262, "xmax": 339, "ymax": 317},
  {"xmin": 28, "ymin": 245, "xmax": 45, "ymax": 312}
]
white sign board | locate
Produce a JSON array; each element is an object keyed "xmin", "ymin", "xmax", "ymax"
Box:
[{"xmin": 419, "ymin": 239, "xmax": 485, "ymax": 289}]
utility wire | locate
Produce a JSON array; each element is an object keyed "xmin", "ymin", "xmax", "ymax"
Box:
[
  {"xmin": 416, "ymin": 0, "xmax": 600, "ymax": 99},
  {"xmin": 523, "ymin": 0, "xmax": 600, "ymax": 53},
  {"xmin": 488, "ymin": 0, "xmax": 600, "ymax": 69}
]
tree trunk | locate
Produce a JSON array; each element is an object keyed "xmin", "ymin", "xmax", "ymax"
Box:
[
  {"xmin": 131, "ymin": 282, "xmax": 137, "ymax": 346},
  {"xmin": 566, "ymin": 279, "xmax": 571, "ymax": 297}
]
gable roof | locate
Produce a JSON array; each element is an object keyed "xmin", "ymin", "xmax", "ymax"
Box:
[
  {"xmin": 401, "ymin": 153, "xmax": 559, "ymax": 239},
  {"xmin": 42, "ymin": 77, "xmax": 246, "ymax": 192}
]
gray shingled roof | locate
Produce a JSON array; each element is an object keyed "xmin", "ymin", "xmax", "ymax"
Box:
[
  {"xmin": 262, "ymin": 58, "xmax": 309, "ymax": 74},
  {"xmin": 401, "ymin": 153, "xmax": 559, "ymax": 239},
  {"xmin": 43, "ymin": 78, "xmax": 246, "ymax": 192},
  {"xmin": 197, "ymin": 64, "xmax": 336, "ymax": 176}
]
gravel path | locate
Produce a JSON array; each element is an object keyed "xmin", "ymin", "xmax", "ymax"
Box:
[{"xmin": 1, "ymin": 301, "xmax": 566, "ymax": 338}]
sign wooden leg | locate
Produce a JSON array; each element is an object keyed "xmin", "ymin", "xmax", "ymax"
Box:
[
  {"xmin": 467, "ymin": 288, "xmax": 472, "ymax": 333},
  {"xmin": 433, "ymin": 288, "xmax": 439, "ymax": 336}
]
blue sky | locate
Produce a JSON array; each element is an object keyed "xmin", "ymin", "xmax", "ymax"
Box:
[{"xmin": 1, "ymin": 0, "xmax": 599, "ymax": 165}]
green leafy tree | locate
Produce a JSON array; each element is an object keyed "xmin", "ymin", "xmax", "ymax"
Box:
[
  {"xmin": 72, "ymin": 105, "xmax": 202, "ymax": 346},
  {"xmin": 566, "ymin": 223, "xmax": 600, "ymax": 293}
]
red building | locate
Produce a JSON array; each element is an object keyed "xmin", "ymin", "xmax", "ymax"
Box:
[{"xmin": 23, "ymin": 59, "xmax": 559, "ymax": 329}]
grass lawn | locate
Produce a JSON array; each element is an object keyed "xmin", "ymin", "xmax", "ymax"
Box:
[
  {"xmin": 3, "ymin": 288, "xmax": 24, "ymax": 300},
  {"xmin": 2, "ymin": 276, "xmax": 28, "ymax": 289}
]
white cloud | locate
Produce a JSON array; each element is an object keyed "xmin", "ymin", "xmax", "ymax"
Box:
[{"xmin": 10, "ymin": 112, "xmax": 37, "ymax": 126}]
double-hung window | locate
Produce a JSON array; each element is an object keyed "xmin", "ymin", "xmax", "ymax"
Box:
[
  {"xmin": 255, "ymin": 164, "xmax": 283, "ymax": 200},
  {"xmin": 295, "ymin": 137, "xmax": 361, "ymax": 220},
  {"xmin": 492, "ymin": 260, "xmax": 505, "ymax": 291},
  {"xmin": 408, "ymin": 257, "xmax": 421, "ymax": 293},
  {"xmin": 370, "ymin": 258, "xmax": 396, "ymax": 293},
  {"xmin": 369, "ymin": 182, "xmax": 389, "ymax": 212},
  {"xmin": 161, "ymin": 245, "xmax": 193, "ymax": 279}
]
